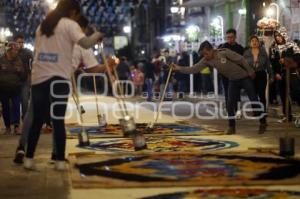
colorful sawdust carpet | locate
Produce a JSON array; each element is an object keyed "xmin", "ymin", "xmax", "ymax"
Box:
[
  {"xmin": 67, "ymin": 123, "xmax": 222, "ymax": 138},
  {"xmin": 141, "ymin": 189, "xmax": 300, "ymax": 199},
  {"xmin": 77, "ymin": 136, "xmax": 239, "ymax": 152},
  {"xmin": 71, "ymin": 153, "xmax": 300, "ymax": 188}
]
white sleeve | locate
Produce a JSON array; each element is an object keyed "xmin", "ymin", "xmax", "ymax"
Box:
[
  {"xmin": 66, "ymin": 19, "xmax": 85, "ymax": 43},
  {"xmin": 81, "ymin": 48, "xmax": 99, "ymax": 69}
]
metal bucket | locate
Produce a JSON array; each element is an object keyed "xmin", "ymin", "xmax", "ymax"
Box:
[
  {"xmin": 279, "ymin": 137, "xmax": 295, "ymax": 157},
  {"xmin": 78, "ymin": 130, "xmax": 90, "ymax": 146},
  {"xmin": 119, "ymin": 116, "xmax": 136, "ymax": 137},
  {"xmin": 133, "ymin": 133, "xmax": 147, "ymax": 151}
]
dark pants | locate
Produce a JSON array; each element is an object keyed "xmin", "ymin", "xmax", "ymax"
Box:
[
  {"xmin": 25, "ymin": 77, "xmax": 70, "ymax": 161},
  {"xmin": 20, "ymin": 81, "xmax": 30, "ymax": 119},
  {"xmin": 269, "ymin": 79, "xmax": 278, "ymax": 104},
  {"xmin": 201, "ymin": 74, "xmax": 213, "ymax": 94},
  {"xmin": 278, "ymin": 77, "xmax": 292, "ymax": 120},
  {"xmin": 254, "ymin": 71, "xmax": 267, "ymax": 113},
  {"xmin": 221, "ymin": 75, "xmax": 240, "ymax": 111},
  {"xmin": 1, "ymin": 95, "xmax": 21, "ymax": 128},
  {"xmin": 228, "ymin": 77, "xmax": 266, "ymax": 127},
  {"xmin": 145, "ymin": 78, "xmax": 153, "ymax": 101}
]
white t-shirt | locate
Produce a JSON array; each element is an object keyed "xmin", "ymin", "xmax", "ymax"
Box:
[
  {"xmin": 31, "ymin": 18, "xmax": 85, "ymax": 85},
  {"xmin": 72, "ymin": 44, "xmax": 99, "ymax": 69}
]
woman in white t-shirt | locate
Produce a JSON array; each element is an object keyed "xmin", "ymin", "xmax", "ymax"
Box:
[{"xmin": 24, "ymin": 0, "xmax": 103, "ymax": 170}]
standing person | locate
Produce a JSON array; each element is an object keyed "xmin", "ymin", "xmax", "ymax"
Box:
[
  {"xmin": 219, "ymin": 29, "xmax": 244, "ymax": 116},
  {"xmin": 0, "ymin": 42, "xmax": 25, "ymax": 134},
  {"xmin": 144, "ymin": 60, "xmax": 155, "ymax": 101},
  {"xmin": 175, "ymin": 51, "xmax": 189, "ymax": 97},
  {"xmin": 23, "ymin": 0, "xmax": 104, "ymax": 171},
  {"xmin": 116, "ymin": 57, "xmax": 131, "ymax": 95},
  {"xmin": 172, "ymin": 41, "xmax": 266, "ymax": 134},
  {"xmin": 14, "ymin": 34, "xmax": 33, "ymax": 119},
  {"xmin": 14, "ymin": 14, "xmax": 113, "ymax": 164},
  {"xmin": 131, "ymin": 64, "xmax": 144, "ymax": 96},
  {"xmin": 244, "ymin": 35, "xmax": 274, "ymax": 127},
  {"xmin": 270, "ymin": 27, "xmax": 300, "ymax": 122}
]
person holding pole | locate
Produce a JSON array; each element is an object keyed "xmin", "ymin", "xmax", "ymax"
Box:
[{"xmin": 172, "ymin": 41, "xmax": 266, "ymax": 135}]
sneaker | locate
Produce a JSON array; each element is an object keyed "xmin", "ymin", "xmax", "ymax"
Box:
[
  {"xmin": 277, "ymin": 117, "xmax": 287, "ymax": 123},
  {"xmin": 55, "ymin": 161, "xmax": 66, "ymax": 171},
  {"xmin": 14, "ymin": 150, "xmax": 25, "ymax": 164},
  {"xmin": 235, "ymin": 110, "xmax": 242, "ymax": 120},
  {"xmin": 225, "ymin": 127, "xmax": 236, "ymax": 135},
  {"xmin": 4, "ymin": 127, "xmax": 11, "ymax": 134},
  {"xmin": 258, "ymin": 123, "xmax": 267, "ymax": 134},
  {"xmin": 14, "ymin": 126, "xmax": 21, "ymax": 135},
  {"xmin": 24, "ymin": 158, "xmax": 36, "ymax": 170}
]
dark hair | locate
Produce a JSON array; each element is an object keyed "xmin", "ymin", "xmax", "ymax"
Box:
[
  {"xmin": 14, "ymin": 34, "xmax": 24, "ymax": 41},
  {"xmin": 249, "ymin": 35, "xmax": 259, "ymax": 42},
  {"xmin": 199, "ymin": 40, "xmax": 213, "ymax": 52},
  {"xmin": 77, "ymin": 15, "xmax": 89, "ymax": 29},
  {"xmin": 226, "ymin": 28, "xmax": 237, "ymax": 36},
  {"xmin": 41, "ymin": 0, "xmax": 80, "ymax": 37}
]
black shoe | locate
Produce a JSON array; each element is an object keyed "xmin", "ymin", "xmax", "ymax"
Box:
[
  {"xmin": 259, "ymin": 123, "xmax": 267, "ymax": 134},
  {"xmin": 14, "ymin": 150, "xmax": 25, "ymax": 164},
  {"xmin": 225, "ymin": 127, "xmax": 236, "ymax": 135}
]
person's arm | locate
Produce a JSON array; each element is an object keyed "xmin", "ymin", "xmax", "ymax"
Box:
[
  {"xmin": 67, "ymin": 19, "xmax": 103, "ymax": 49},
  {"xmin": 173, "ymin": 58, "xmax": 207, "ymax": 74},
  {"xmin": 225, "ymin": 49, "xmax": 254, "ymax": 74},
  {"xmin": 77, "ymin": 32, "xmax": 103, "ymax": 49}
]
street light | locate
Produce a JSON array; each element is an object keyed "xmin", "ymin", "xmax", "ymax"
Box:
[
  {"xmin": 123, "ymin": 26, "xmax": 131, "ymax": 34},
  {"xmin": 170, "ymin": 6, "xmax": 179, "ymax": 13}
]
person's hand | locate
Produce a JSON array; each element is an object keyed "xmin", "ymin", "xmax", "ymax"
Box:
[
  {"xmin": 249, "ymin": 73, "xmax": 256, "ymax": 79},
  {"xmin": 171, "ymin": 63, "xmax": 181, "ymax": 72},
  {"xmin": 275, "ymin": 74, "xmax": 282, "ymax": 80},
  {"xmin": 107, "ymin": 56, "xmax": 117, "ymax": 69},
  {"xmin": 92, "ymin": 26, "xmax": 104, "ymax": 42}
]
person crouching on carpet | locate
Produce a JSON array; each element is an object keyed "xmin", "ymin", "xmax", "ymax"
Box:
[
  {"xmin": 23, "ymin": 0, "xmax": 105, "ymax": 171},
  {"xmin": 172, "ymin": 41, "xmax": 266, "ymax": 135}
]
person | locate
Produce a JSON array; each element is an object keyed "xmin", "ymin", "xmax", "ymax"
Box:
[
  {"xmin": 131, "ymin": 64, "xmax": 144, "ymax": 96},
  {"xmin": 175, "ymin": 51, "xmax": 189, "ymax": 97},
  {"xmin": 244, "ymin": 35, "xmax": 274, "ymax": 125},
  {"xmin": 23, "ymin": 0, "xmax": 104, "ymax": 171},
  {"xmin": 0, "ymin": 41, "xmax": 25, "ymax": 134},
  {"xmin": 172, "ymin": 41, "xmax": 266, "ymax": 134},
  {"xmin": 144, "ymin": 60, "xmax": 155, "ymax": 101},
  {"xmin": 270, "ymin": 27, "xmax": 300, "ymax": 122},
  {"xmin": 219, "ymin": 29, "xmax": 244, "ymax": 117},
  {"xmin": 14, "ymin": 14, "xmax": 112, "ymax": 164},
  {"xmin": 14, "ymin": 34, "xmax": 33, "ymax": 119}
]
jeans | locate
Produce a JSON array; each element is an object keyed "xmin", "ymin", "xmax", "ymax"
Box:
[
  {"xmin": 1, "ymin": 95, "xmax": 21, "ymax": 128},
  {"xmin": 26, "ymin": 77, "xmax": 70, "ymax": 161},
  {"xmin": 228, "ymin": 77, "xmax": 266, "ymax": 127},
  {"xmin": 201, "ymin": 74, "xmax": 213, "ymax": 95},
  {"xmin": 20, "ymin": 81, "xmax": 30, "ymax": 119},
  {"xmin": 221, "ymin": 75, "xmax": 240, "ymax": 111},
  {"xmin": 254, "ymin": 71, "xmax": 267, "ymax": 113},
  {"xmin": 177, "ymin": 80, "xmax": 188, "ymax": 93},
  {"xmin": 160, "ymin": 83, "xmax": 173, "ymax": 100},
  {"xmin": 145, "ymin": 78, "xmax": 153, "ymax": 101}
]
